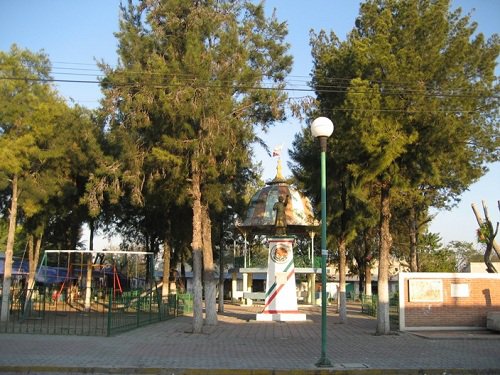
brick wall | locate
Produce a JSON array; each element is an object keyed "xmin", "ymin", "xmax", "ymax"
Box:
[{"xmin": 399, "ymin": 272, "xmax": 500, "ymax": 331}]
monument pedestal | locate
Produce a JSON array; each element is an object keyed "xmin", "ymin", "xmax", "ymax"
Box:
[
  {"xmin": 256, "ymin": 312, "xmax": 307, "ymax": 321},
  {"xmin": 257, "ymin": 237, "xmax": 306, "ymax": 322}
]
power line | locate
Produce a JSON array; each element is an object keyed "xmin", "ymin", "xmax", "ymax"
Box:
[
  {"xmin": 3, "ymin": 60, "xmax": 497, "ymax": 97},
  {"xmin": 1, "ymin": 75, "xmax": 498, "ymax": 101},
  {"xmin": 47, "ymin": 61, "xmax": 499, "ymax": 88},
  {"xmin": 52, "ymin": 61, "xmax": 101, "ymax": 66},
  {"xmin": 331, "ymin": 107, "xmax": 486, "ymax": 114}
]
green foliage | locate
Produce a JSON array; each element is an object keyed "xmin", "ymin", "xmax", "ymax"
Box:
[
  {"xmin": 0, "ymin": 218, "xmax": 25, "ymax": 256},
  {"xmin": 0, "ymin": 45, "xmax": 66, "ymax": 247},
  {"xmin": 0, "ymin": 45, "xmax": 109, "ymax": 251},
  {"xmin": 291, "ymin": 0, "xmax": 499, "ymax": 280},
  {"xmin": 0, "ymin": 45, "xmax": 59, "ymax": 181},
  {"xmin": 249, "ymin": 245, "xmax": 268, "ymax": 268},
  {"xmin": 477, "ymin": 220, "xmax": 498, "ymax": 245},
  {"xmin": 418, "ymin": 232, "xmax": 456, "ymax": 272},
  {"xmin": 99, "ymin": 0, "xmax": 292, "ymax": 257},
  {"xmin": 445, "ymin": 240, "xmax": 483, "ymax": 272}
]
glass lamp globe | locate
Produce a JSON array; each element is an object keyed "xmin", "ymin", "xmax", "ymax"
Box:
[{"xmin": 310, "ymin": 117, "xmax": 334, "ymax": 138}]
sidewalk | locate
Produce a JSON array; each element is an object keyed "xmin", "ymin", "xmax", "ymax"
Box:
[{"xmin": 0, "ymin": 303, "xmax": 499, "ymax": 374}]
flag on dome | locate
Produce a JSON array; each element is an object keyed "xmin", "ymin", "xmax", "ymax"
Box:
[{"xmin": 272, "ymin": 144, "xmax": 283, "ymax": 157}]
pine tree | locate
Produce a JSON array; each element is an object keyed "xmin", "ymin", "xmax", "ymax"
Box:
[
  {"xmin": 0, "ymin": 45, "xmax": 70, "ymax": 321},
  {"xmin": 100, "ymin": 0, "xmax": 292, "ymax": 332},
  {"xmin": 295, "ymin": 0, "xmax": 498, "ymax": 334}
]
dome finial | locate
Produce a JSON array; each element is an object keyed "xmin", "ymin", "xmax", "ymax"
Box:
[
  {"xmin": 275, "ymin": 157, "xmax": 284, "ymax": 181},
  {"xmin": 268, "ymin": 145, "xmax": 286, "ymax": 185}
]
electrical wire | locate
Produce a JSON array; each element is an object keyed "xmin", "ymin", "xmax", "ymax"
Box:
[
  {"xmin": 2, "ymin": 60, "xmax": 498, "ymax": 95},
  {"xmin": 1, "ymin": 59, "xmax": 498, "ymax": 114},
  {"xmin": 1, "ymin": 75, "xmax": 498, "ymax": 101}
]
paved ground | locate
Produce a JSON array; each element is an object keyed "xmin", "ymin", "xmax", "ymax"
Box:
[{"xmin": 0, "ymin": 303, "xmax": 499, "ymax": 374}]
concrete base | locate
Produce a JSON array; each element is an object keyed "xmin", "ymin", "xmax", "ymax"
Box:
[
  {"xmin": 256, "ymin": 312, "xmax": 307, "ymax": 322},
  {"xmin": 486, "ymin": 311, "xmax": 500, "ymax": 331}
]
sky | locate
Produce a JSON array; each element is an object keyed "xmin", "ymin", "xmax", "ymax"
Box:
[{"xmin": 1, "ymin": 0, "xmax": 498, "ymax": 247}]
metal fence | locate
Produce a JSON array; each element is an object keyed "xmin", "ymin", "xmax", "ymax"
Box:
[{"xmin": 0, "ymin": 285, "xmax": 192, "ymax": 336}]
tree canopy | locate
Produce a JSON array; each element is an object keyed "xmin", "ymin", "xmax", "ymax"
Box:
[
  {"xmin": 99, "ymin": 0, "xmax": 292, "ymax": 332},
  {"xmin": 0, "ymin": 45, "xmax": 106, "ymax": 320},
  {"xmin": 291, "ymin": 0, "xmax": 499, "ymax": 334},
  {"xmin": 1, "ymin": 0, "xmax": 498, "ymax": 333}
]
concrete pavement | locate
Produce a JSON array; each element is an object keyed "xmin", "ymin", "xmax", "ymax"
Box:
[{"xmin": 0, "ymin": 303, "xmax": 499, "ymax": 374}]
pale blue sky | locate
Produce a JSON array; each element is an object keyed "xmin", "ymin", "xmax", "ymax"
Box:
[{"xmin": 1, "ymin": 1, "xmax": 498, "ymax": 246}]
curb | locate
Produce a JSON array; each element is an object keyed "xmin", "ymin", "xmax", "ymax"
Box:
[{"xmin": 1, "ymin": 366, "xmax": 499, "ymax": 375}]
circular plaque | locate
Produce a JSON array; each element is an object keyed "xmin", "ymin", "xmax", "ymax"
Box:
[{"xmin": 270, "ymin": 244, "xmax": 289, "ymax": 264}]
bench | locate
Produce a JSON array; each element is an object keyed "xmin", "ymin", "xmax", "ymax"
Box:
[{"xmin": 243, "ymin": 292, "xmax": 266, "ymax": 304}]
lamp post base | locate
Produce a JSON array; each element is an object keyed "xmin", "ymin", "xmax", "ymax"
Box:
[{"xmin": 315, "ymin": 356, "xmax": 333, "ymax": 368}]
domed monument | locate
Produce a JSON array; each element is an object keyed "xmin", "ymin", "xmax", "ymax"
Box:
[
  {"xmin": 237, "ymin": 160, "xmax": 318, "ymax": 236},
  {"xmin": 237, "ymin": 159, "xmax": 319, "ymax": 321}
]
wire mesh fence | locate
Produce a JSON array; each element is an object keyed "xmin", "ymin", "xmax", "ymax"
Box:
[{"xmin": 0, "ymin": 285, "xmax": 192, "ymax": 336}]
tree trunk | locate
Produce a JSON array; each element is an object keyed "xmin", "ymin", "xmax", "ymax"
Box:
[
  {"xmin": 409, "ymin": 206, "xmax": 418, "ymax": 272},
  {"xmin": 218, "ymin": 225, "xmax": 224, "ymax": 313},
  {"xmin": 84, "ymin": 221, "xmax": 94, "ymax": 311},
  {"xmin": 338, "ymin": 237, "xmax": 347, "ymax": 323},
  {"xmin": 27, "ymin": 233, "xmax": 41, "ymax": 290},
  {"xmin": 364, "ymin": 263, "xmax": 372, "ymax": 296},
  {"xmin": 24, "ymin": 232, "xmax": 42, "ymax": 316},
  {"xmin": 145, "ymin": 235, "xmax": 152, "ymax": 284},
  {"xmin": 24, "ymin": 235, "xmax": 33, "ymax": 316},
  {"xmin": 472, "ymin": 202, "xmax": 500, "ymax": 259},
  {"xmin": 180, "ymin": 256, "xmax": 186, "ymax": 293},
  {"xmin": 363, "ymin": 231, "xmax": 373, "ymax": 296},
  {"xmin": 358, "ymin": 264, "xmax": 365, "ymax": 296},
  {"xmin": 376, "ymin": 183, "xmax": 392, "ymax": 335},
  {"xmin": 1, "ymin": 174, "xmax": 19, "ymax": 322},
  {"xmin": 202, "ymin": 203, "xmax": 217, "ymax": 325},
  {"xmin": 162, "ymin": 238, "xmax": 172, "ymax": 299},
  {"xmin": 191, "ymin": 164, "xmax": 204, "ymax": 333},
  {"xmin": 69, "ymin": 218, "xmax": 81, "ymax": 251}
]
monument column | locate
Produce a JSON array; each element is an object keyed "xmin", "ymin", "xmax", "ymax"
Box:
[{"xmin": 257, "ymin": 237, "xmax": 306, "ymax": 321}]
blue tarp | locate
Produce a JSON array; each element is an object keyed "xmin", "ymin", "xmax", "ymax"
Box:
[
  {"xmin": 0, "ymin": 257, "xmax": 29, "ymax": 275},
  {"xmin": 35, "ymin": 265, "xmax": 78, "ymax": 284},
  {"xmin": 35, "ymin": 265, "xmax": 122, "ymax": 284},
  {"xmin": 0, "ymin": 253, "xmax": 125, "ymax": 284}
]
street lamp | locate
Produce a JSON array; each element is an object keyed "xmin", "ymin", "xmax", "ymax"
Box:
[{"xmin": 311, "ymin": 116, "xmax": 333, "ymax": 368}]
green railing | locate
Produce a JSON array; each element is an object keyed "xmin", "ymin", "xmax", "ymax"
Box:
[
  {"xmin": 0, "ymin": 285, "xmax": 191, "ymax": 336},
  {"xmin": 0, "ymin": 285, "xmax": 110, "ymax": 336},
  {"xmin": 361, "ymin": 294, "xmax": 377, "ymax": 316},
  {"xmin": 360, "ymin": 294, "xmax": 399, "ymax": 331},
  {"xmin": 294, "ymin": 256, "xmax": 321, "ymax": 268},
  {"xmin": 176, "ymin": 293, "xmax": 193, "ymax": 315},
  {"xmin": 233, "ymin": 254, "xmax": 320, "ymax": 268}
]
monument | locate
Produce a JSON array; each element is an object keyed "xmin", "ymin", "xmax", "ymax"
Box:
[
  {"xmin": 256, "ymin": 236, "xmax": 306, "ymax": 321},
  {"xmin": 237, "ymin": 158, "xmax": 316, "ymax": 321}
]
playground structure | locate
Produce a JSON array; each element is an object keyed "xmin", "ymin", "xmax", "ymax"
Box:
[
  {"xmin": 1, "ymin": 250, "xmax": 191, "ymax": 336},
  {"xmin": 37, "ymin": 250, "xmax": 153, "ymax": 304}
]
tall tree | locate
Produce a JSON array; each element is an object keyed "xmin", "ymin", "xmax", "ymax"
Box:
[
  {"xmin": 100, "ymin": 0, "xmax": 292, "ymax": 332},
  {"xmin": 40, "ymin": 106, "xmax": 106, "ymax": 250},
  {"xmin": 295, "ymin": 0, "xmax": 498, "ymax": 334},
  {"xmin": 418, "ymin": 232, "xmax": 457, "ymax": 272},
  {"xmin": 290, "ymin": 126, "xmax": 374, "ymax": 323},
  {"xmin": 0, "ymin": 45, "xmax": 71, "ymax": 321}
]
